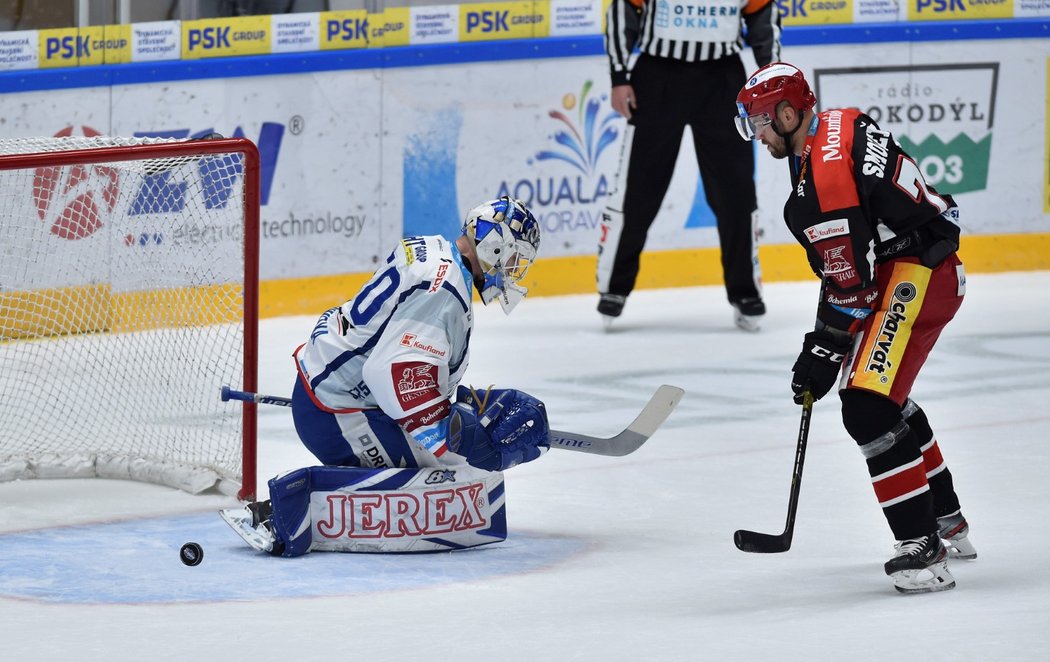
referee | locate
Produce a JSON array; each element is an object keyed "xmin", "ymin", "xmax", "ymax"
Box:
[{"xmin": 597, "ymin": 0, "xmax": 781, "ymax": 331}]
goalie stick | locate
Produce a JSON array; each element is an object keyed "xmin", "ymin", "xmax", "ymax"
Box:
[
  {"xmin": 221, "ymin": 384, "xmax": 684, "ymax": 457},
  {"xmin": 733, "ymin": 391, "xmax": 813, "ymax": 554}
]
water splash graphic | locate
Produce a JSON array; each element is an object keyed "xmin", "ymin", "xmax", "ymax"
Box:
[{"xmin": 535, "ymin": 81, "xmax": 619, "ymax": 176}]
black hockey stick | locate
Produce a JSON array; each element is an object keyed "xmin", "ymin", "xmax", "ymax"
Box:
[
  {"xmin": 221, "ymin": 384, "xmax": 684, "ymax": 458},
  {"xmin": 734, "ymin": 391, "xmax": 813, "ymax": 553}
]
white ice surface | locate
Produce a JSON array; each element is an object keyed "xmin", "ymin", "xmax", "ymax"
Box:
[{"xmin": 2, "ymin": 272, "xmax": 1049, "ymax": 661}]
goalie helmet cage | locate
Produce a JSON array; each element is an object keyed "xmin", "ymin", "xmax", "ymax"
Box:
[{"xmin": 0, "ymin": 136, "xmax": 259, "ymax": 501}]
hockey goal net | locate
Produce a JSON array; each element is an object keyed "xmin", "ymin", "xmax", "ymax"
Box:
[{"xmin": 0, "ymin": 135, "xmax": 258, "ymax": 500}]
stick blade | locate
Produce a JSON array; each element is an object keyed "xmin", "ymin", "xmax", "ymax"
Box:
[
  {"xmin": 547, "ymin": 384, "xmax": 685, "ymax": 456},
  {"xmin": 626, "ymin": 385, "xmax": 685, "ymax": 437},
  {"xmin": 548, "ymin": 428, "xmax": 647, "ymax": 456},
  {"xmin": 733, "ymin": 529, "xmax": 792, "ymax": 554}
]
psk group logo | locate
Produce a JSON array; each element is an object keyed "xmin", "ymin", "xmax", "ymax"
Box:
[
  {"xmin": 496, "ymin": 81, "xmax": 618, "ymax": 235},
  {"xmin": 775, "ymin": 0, "xmax": 853, "ymax": 26},
  {"xmin": 908, "ymin": 0, "xmax": 1014, "ymax": 21},
  {"xmin": 34, "ymin": 126, "xmax": 118, "ymax": 241},
  {"xmin": 814, "ymin": 64, "xmax": 998, "ymax": 195}
]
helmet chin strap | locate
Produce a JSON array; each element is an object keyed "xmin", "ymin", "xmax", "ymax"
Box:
[{"xmin": 771, "ymin": 110, "xmax": 804, "ymax": 141}]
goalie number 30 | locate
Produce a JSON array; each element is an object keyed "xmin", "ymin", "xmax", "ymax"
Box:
[{"xmin": 349, "ymin": 266, "xmax": 400, "ymax": 326}]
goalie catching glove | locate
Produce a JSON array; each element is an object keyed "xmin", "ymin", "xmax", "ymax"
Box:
[
  {"xmin": 450, "ymin": 386, "xmax": 550, "ymax": 471},
  {"xmin": 791, "ymin": 329, "xmax": 852, "ymax": 404}
]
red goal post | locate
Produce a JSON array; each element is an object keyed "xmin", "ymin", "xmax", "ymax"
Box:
[{"xmin": 0, "ymin": 136, "xmax": 259, "ymax": 500}]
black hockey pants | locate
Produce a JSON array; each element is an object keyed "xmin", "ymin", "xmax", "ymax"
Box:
[{"xmin": 599, "ymin": 53, "xmax": 760, "ymax": 303}]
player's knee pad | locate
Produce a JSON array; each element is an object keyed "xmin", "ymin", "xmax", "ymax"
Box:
[
  {"xmin": 901, "ymin": 398, "xmax": 934, "ymax": 444},
  {"xmin": 840, "ymin": 389, "xmax": 909, "ymax": 458},
  {"xmin": 266, "ymin": 464, "xmax": 507, "ymax": 556},
  {"xmin": 451, "ymin": 386, "xmax": 550, "ymax": 472}
]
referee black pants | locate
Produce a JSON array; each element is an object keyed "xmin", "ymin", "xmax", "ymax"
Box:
[{"xmin": 598, "ymin": 53, "xmax": 761, "ymax": 304}]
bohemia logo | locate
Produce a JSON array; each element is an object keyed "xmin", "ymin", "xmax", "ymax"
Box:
[
  {"xmin": 497, "ymin": 81, "xmax": 619, "ymax": 232},
  {"xmin": 34, "ymin": 126, "xmax": 119, "ymax": 241}
]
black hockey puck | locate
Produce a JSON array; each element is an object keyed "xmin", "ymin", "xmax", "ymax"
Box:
[{"xmin": 180, "ymin": 542, "xmax": 204, "ymax": 566}]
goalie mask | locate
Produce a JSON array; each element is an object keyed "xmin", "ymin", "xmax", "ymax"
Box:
[
  {"xmin": 462, "ymin": 197, "xmax": 541, "ymax": 314},
  {"xmin": 735, "ymin": 62, "xmax": 817, "ymax": 141}
]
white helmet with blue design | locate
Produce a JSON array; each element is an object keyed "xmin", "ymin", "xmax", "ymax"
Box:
[{"xmin": 462, "ymin": 196, "xmax": 541, "ymax": 314}]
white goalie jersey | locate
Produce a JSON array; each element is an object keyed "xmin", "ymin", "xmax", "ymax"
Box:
[{"xmin": 293, "ymin": 235, "xmax": 475, "ymax": 456}]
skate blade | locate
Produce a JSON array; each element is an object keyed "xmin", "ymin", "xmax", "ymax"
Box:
[
  {"xmin": 219, "ymin": 508, "xmax": 274, "ymax": 553},
  {"xmin": 601, "ymin": 315, "xmax": 616, "ymax": 331},
  {"xmin": 890, "ymin": 562, "xmax": 956, "ymax": 594},
  {"xmin": 733, "ymin": 313, "xmax": 762, "ymax": 333},
  {"xmin": 944, "ymin": 538, "xmax": 977, "ymax": 560}
]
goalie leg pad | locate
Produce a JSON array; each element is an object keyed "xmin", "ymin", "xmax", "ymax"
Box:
[
  {"xmin": 267, "ymin": 464, "xmax": 507, "ymax": 556},
  {"xmin": 452, "ymin": 387, "xmax": 550, "ymax": 472}
]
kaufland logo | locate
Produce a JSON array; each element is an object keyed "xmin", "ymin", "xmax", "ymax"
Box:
[
  {"xmin": 496, "ymin": 81, "xmax": 618, "ymax": 235},
  {"xmin": 804, "ymin": 218, "xmax": 849, "ymax": 243},
  {"xmin": 34, "ymin": 121, "xmax": 284, "ymax": 245},
  {"xmin": 399, "ymin": 333, "xmax": 447, "ymax": 358}
]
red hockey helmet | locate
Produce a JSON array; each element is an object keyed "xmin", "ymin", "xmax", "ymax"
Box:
[{"xmin": 735, "ymin": 62, "xmax": 817, "ymax": 140}]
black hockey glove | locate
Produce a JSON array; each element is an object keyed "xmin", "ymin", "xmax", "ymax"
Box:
[{"xmin": 791, "ymin": 330, "xmax": 851, "ymax": 404}]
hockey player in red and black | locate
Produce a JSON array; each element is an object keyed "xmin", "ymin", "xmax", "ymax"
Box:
[
  {"xmin": 221, "ymin": 198, "xmax": 550, "ymax": 557},
  {"xmin": 735, "ymin": 63, "xmax": 976, "ymax": 593}
]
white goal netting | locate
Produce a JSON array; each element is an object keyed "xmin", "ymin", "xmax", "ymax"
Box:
[{"xmin": 0, "ymin": 135, "xmax": 257, "ymax": 497}]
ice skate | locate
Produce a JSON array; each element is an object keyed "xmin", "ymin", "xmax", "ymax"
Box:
[
  {"xmin": 731, "ymin": 297, "xmax": 765, "ymax": 333},
  {"xmin": 884, "ymin": 533, "xmax": 955, "ymax": 594},
  {"xmin": 247, "ymin": 499, "xmax": 273, "ymax": 527},
  {"xmin": 598, "ymin": 293, "xmax": 626, "ymax": 330},
  {"xmin": 937, "ymin": 510, "xmax": 977, "ymax": 560},
  {"xmin": 220, "ymin": 500, "xmax": 283, "ymax": 555}
]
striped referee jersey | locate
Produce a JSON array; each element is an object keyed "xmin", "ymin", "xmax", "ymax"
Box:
[{"xmin": 605, "ymin": 0, "xmax": 782, "ymax": 85}]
